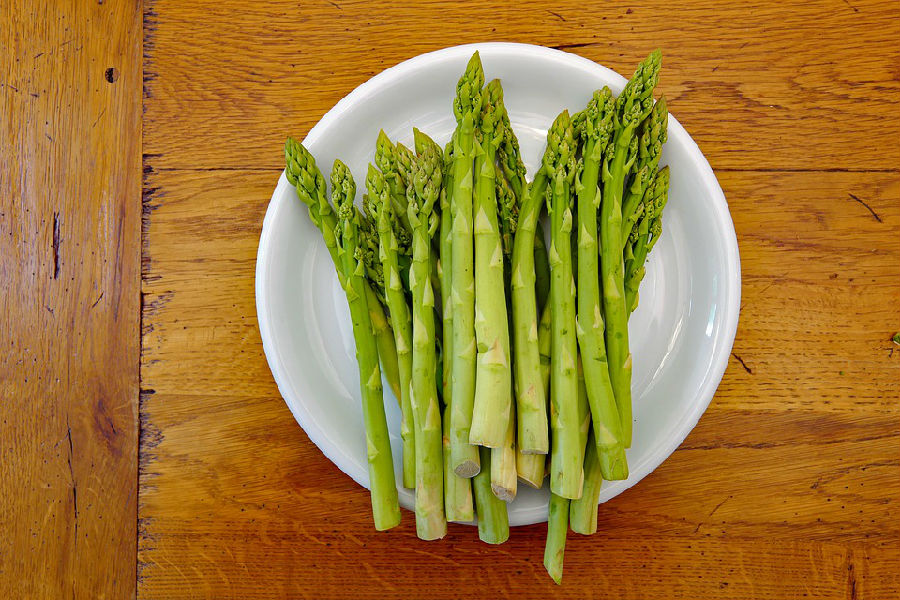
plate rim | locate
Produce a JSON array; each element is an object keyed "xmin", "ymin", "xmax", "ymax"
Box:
[{"xmin": 255, "ymin": 42, "xmax": 742, "ymax": 526}]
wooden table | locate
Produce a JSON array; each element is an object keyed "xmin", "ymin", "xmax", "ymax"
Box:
[{"xmin": 2, "ymin": 0, "xmax": 898, "ymax": 597}]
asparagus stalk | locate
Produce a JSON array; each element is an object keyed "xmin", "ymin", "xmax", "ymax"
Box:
[
  {"xmin": 437, "ymin": 138, "xmax": 475, "ymax": 522},
  {"xmin": 285, "ymin": 138, "xmax": 402, "ymax": 401},
  {"xmin": 574, "ymin": 88, "xmax": 628, "ymax": 481},
  {"xmin": 473, "ymin": 446, "xmax": 510, "ymax": 544},
  {"xmin": 448, "ymin": 52, "xmax": 484, "ymax": 477},
  {"xmin": 407, "ymin": 137, "xmax": 447, "ymax": 541},
  {"xmin": 545, "ymin": 111, "xmax": 582, "ymax": 500},
  {"xmin": 622, "ymin": 97, "xmax": 668, "ymax": 242},
  {"xmin": 375, "ymin": 130, "xmax": 414, "ymax": 237},
  {"xmin": 443, "ymin": 404, "xmax": 475, "ymax": 522},
  {"xmin": 534, "ymin": 230, "xmax": 551, "ymax": 313},
  {"xmin": 331, "ymin": 159, "xmax": 401, "ymax": 531},
  {"xmin": 516, "ymin": 449, "xmax": 545, "ymax": 488},
  {"xmin": 518, "ymin": 301, "xmax": 553, "ymax": 488},
  {"xmin": 367, "ymin": 165, "xmax": 416, "ymax": 489},
  {"xmin": 543, "ymin": 492, "xmax": 569, "ymax": 584},
  {"xmin": 625, "ymin": 166, "xmax": 670, "ymax": 312},
  {"xmin": 569, "ymin": 429, "xmax": 602, "ymax": 534},
  {"xmin": 600, "ymin": 50, "xmax": 662, "ymax": 447},
  {"xmin": 510, "ymin": 114, "xmax": 567, "ymax": 457},
  {"xmin": 469, "ymin": 79, "xmax": 513, "ymax": 449},
  {"xmin": 538, "ymin": 303, "xmax": 551, "ymax": 392}
]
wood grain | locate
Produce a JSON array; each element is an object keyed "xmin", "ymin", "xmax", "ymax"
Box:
[
  {"xmin": 141, "ymin": 0, "xmax": 900, "ymax": 173},
  {"xmin": 0, "ymin": 0, "xmax": 142, "ymax": 597},
  {"xmin": 138, "ymin": 160, "xmax": 898, "ymax": 598},
  {"xmin": 138, "ymin": 0, "xmax": 899, "ymax": 596}
]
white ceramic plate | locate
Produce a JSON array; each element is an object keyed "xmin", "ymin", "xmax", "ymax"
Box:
[{"xmin": 256, "ymin": 43, "xmax": 740, "ymax": 526}]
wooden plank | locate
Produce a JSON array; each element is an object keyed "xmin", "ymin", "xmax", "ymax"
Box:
[
  {"xmin": 138, "ymin": 163, "xmax": 899, "ymax": 597},
  {"xmin": 142, "ymin": 0, "xmax": 900, "ymax": 172},
  {"xmin": 0, "ymin": 0, "xmax": 142, "ymax": 597}
]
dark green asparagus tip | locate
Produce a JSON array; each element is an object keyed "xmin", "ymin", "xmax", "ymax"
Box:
[
  {"xmin": 413, "ymin": 127, "xmax": 441, "ymax": 159},
  {"xmin": 542, "ymin": 110, "xmax": 575, "ymax": 177},
  {"xmin": 331, "ymin": 158, "xmax": 357, "ymax": 219},
  {"xmin": 453, "ymin": 52, "xmax": 485, "ymax": 122},
  {"xmin": 284, "ymin": 137, "xmax": 326, "ymax": 207}
]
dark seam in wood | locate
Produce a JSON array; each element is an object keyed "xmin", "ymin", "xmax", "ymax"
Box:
[
  {"xmin": 847, "ymin": 193, "xmax": 883, "ymax": 223},
  {"xmin": 731, "ymin": 352, "xmax": 753, "ymax": 374}
]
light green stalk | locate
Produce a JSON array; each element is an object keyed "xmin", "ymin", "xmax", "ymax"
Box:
[
  {"xmin": 448, "ymin": 52, "xmax": 484, "ymax": 476},
  {"xmin": 625, "ymin": 167, "xmax": 670, "ymax": 312},
  {"xmin": 569, "ymin": 429, "xmax": 602, "ymax": 534},
  {"xmin": 367, "ymin": 165, "xmax": 416, "ymax": 489},
  {"xmin": 443, "ymin": 404, "xmax": 474, "ymax": 522},
  {"xmin": 473, "ymin": 446, "xmax": 510, "ymax": 544},
  {"xmin": 622, "ymin": 97, "xmax": 668, "ymax": 243},
  {"xmin": 407, "ymin": 138, "xmax": 447, "ymax": 540},
  {"xmin": 375, "ymin": 130, "xmax": 414, "ymax": 237},
  {"xmin": 543, "ymin": 492, "xmax": 569, "ymax": 584},
  {"xmin": 491, "ymin": 405, "xmax": 517, "ymax": 501},
  {"xmin": 575, "ymin": 88, "xmax": 628, "ymax": 481},
  {"xmin": 538, "ymin": 303, "xmax": 551, "ymax": 392},
  {"xmin": 511, "ymin": 113, "xmax": 576, "ymax": 456},
  {"xmin": 285, "ymin": 138, "xmax": 402, "ymax": 402},
  {"xmin": 331, "ymin": 159, "xmax": 400, "ymax": 531},
  {"xmin": 600, "ymin": 50, "xmax": 662, "ymax": 447},
  {"xmin": 516, "ymin": 449, "xmax": 545, "ymax": 488},
  {"xmin": 545, "ymin": 111, "xmax": 581, "ymax": 500},
  {"xmin": 469, "ymin": 79, "xmax": 513, "ymax": 449}
]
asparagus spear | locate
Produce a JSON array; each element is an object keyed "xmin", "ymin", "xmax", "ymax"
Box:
[
  {"xmin": 473, "ymin": 446, "xmax": 510, "ymax": 544},
  {"xmin": 569, "ymin": 429, "xmax": 602, "ymax": 534},
  {"xmin": 376, "ymin": 130, "xmax": 414, "ymax": 237},
  {"xmin": 330, "ymin": 159, "xmax": 401, "ymax": 531},
  {"xmin": 543, "ymin": 492, "xmax": 569, "ymax": 584},
  {"xmin": 545, "ymin": 111, "xmax": 582, "ymax": 500},
  {"xmin": 367, "ymin": 165, "xmax": 416, "ymax": 490},
  {"xmin": 622, "ymin": 97, "xmax": 668, "ymax": 242},
  {"xmin": 518, "ymin": 303, "xmax": 553, "ymax": 488},
  {"xmin": 443, "ymin": 405, "xmax": 475, "ymax": 521},
  {"xmin": 469, "ymin": 79, "xmax": 513, "ymax": 449},
  {"xmin": 285, "ymin": 138, "xmax": 402, "ymax": 401},
  {"xmin": 406, "ymin": 137, "xmax": 447, "ymax": 540},
  {"xmin": 510, "ymin": 113, "xmax": 569, "ymax": 457},
  {"xmin": 448, "ymin": 52, "xmax": 484, "ymax": 477},
  {"xmin": 600, "ymin": 49, "xmax": 662, "ymax": 447},
  {"xmin": 574, "ymin": 87, "xmax": 628, "ymax": 481},
  {"xmin": 625, "ymin": 166, "xmax": 670, "ymax": 312}
]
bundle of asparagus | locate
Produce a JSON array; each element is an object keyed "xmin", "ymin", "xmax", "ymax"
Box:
[{"xmin": 284, "ymin": 48, "xmax": 670, "ymax": 583}]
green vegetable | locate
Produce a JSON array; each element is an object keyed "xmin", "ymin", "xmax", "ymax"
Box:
[
  {"xmin": 510, "ymin": 114, "xmax": 570, "ymax": 457},
  {"xmin": 367, "ymin": 165, "xmax": 416, "ymax": 490},
  {"xmin": 600, "ymin": 49, "xmax": 662, "ymax": 447},
  {"xmin": 332, "ymin": 159, "xmax": 401, "ymax": 531},
  {"xmin": 574, "ymin": 87, "xmax": 628, "ymax": 481},
  {"xmin": 285, "ymin": 138, "xmax": 403, "ymax": 404},
  {"xmin": 545, "ymin": 110, "xmax": 582, "ymax": 500},
  {"xmin": 407, "ymin": 136, "xmax": 447, "ymax": 540},
  {"xmin": 621, "ymin": 97, "xmax": 668, "ymax": 244},
  {"xmin": 448, "ymin": 52, "xmax": 484, "ymax": 477},
  {"xmin": 543, "ymin": 492, "xmax": 569, "ymax": 584},
  {"xmin": 469, "ymin": 79, "xmax": 513, "ymax": 450},
  {"xmin": 473, "ymin": 446, "xmax": 510, "ymax": 544},
  {"xmin": 569, "ymin": 429, "xmax": 602, "ymax": 534},
  {"xmin": 625, "ymin": 166, "xmax": 670, "ymax": 313}
]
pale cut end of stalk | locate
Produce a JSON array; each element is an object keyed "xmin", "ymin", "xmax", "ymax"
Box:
[
  {"xmin": 516, "ymin": 450, "xmax": 545, "ymax": 488},
  {"xmin": 490, "ymin": 408, "xmax": 517, "ymax": 502}
]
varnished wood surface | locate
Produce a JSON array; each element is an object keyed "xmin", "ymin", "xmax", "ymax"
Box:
[
  {"xmin": 138, "ymin": 0, "xmax": 900, "ymax": 594},
  {"xmin": 0, "ymin": 0, "xmax": 142, "ymax": 597},
  {"xmin": 2, "ymin": 0, "xmax": 898, "ymax": 597}
]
